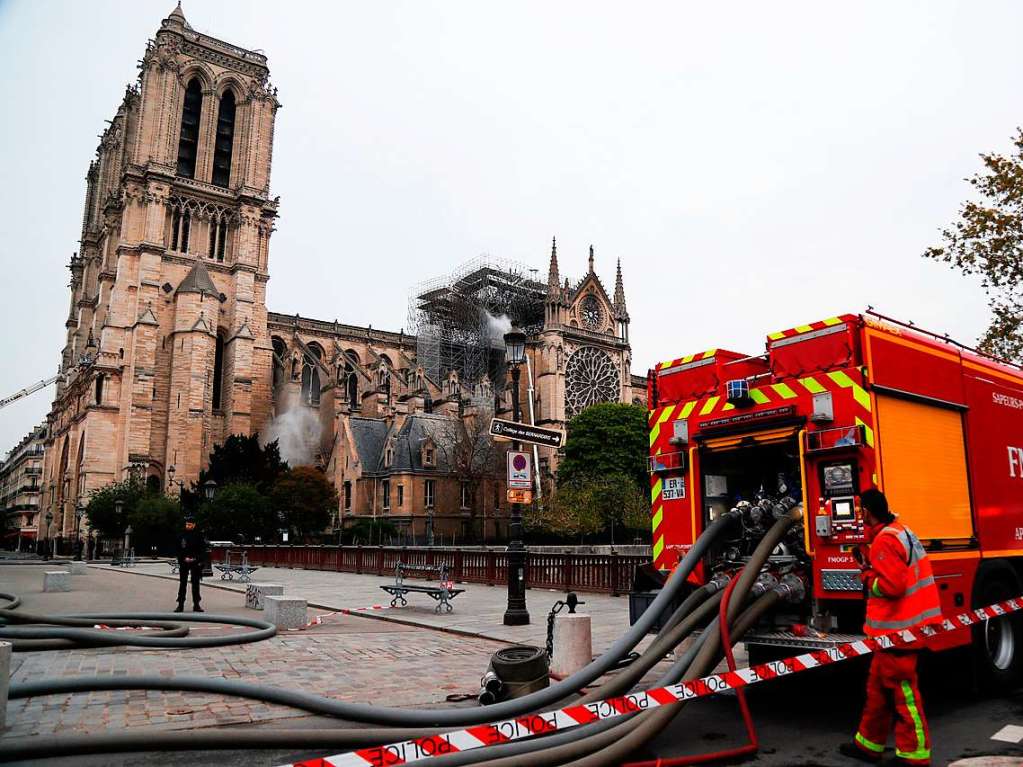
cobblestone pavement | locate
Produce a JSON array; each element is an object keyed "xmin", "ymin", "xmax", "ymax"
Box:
[
  {"xmin": 89, "ymin": 559, "xmax": 664, "ymax": 655},
  {"xmin": 1, "ymin": 564, "xmax": 515, "ymax": 740}
]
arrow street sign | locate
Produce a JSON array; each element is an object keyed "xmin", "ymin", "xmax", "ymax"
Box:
[{"xmin": 489, "ymin": 418, "xmax": 565, "ymax": 449}]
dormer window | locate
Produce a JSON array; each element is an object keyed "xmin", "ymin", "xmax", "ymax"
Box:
[
  {"xmin": 421, "ymin": 438, "xmax": 436, "ymax": 468},
  {"xmin": 384, "ymin": 445, "xmax": 393, "ymax": 468}
]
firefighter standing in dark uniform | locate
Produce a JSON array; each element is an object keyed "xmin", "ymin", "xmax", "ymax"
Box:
[
  {"xmin": 175, "ymin": 516, "xmax": 207, "ymax": 613},
  {"xmin": 840, "ymin": 489, "xmax": 942, "ymax": 766}
]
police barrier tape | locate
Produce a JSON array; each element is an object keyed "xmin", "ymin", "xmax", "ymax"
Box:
[
  {"xmin": 277, "ymin": 597, "xmax": 1023, "ymax": 767},
  {"xmin": 285, "ymin": 604, "xmax": 406, "ymax": 632}
]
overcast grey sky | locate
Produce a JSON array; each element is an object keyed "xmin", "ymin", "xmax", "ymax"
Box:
[{"xmin": 0, "ymin": 0, "xmax": 1018, "ymax": 450}]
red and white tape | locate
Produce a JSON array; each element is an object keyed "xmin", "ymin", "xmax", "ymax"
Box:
[
  {"xmin": 279, "ymin": 597, "xmax": 1023, "ymax": 767},
  {"xmin": 285, "ymin": 604, "xmax": 405, "ymax": 632}
]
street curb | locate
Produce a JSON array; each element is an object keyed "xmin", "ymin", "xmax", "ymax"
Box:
[{"xmin": 88, "ymin": 564, "xmax": 519, "ymax": 646}]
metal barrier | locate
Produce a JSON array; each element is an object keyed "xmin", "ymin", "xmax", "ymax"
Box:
[{"xmin": 208, "ymin": 545, "xmax": 646, "ymax": 595}]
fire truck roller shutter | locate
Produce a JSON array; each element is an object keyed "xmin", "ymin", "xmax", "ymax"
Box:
[{"xmin": 874, "ymin": 394, "xmax": 974, "ymax": 541}]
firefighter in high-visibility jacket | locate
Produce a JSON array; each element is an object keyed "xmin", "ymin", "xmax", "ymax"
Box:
[{"xmin": 840, "ymin": 489, "xmax": 943, "ymax": 766}]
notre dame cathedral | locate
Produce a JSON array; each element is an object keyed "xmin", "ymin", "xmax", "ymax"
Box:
[{"xmin": 38, "ymin": 4, "xmax": 645, "ymax": 546}]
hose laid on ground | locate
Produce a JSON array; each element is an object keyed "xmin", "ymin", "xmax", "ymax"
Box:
[
  {"xmin": 7, "ymin": 510, "xmax": 742, "ymax": 734},
  {"xmin": 445, "ymin": 509, "xmax": 799, "ymax": 767},
  {"xmin": 0, "ymin": 592, "xmax": 21, "ymax": 610},
  {"xmin": 0, "ymin": 610, "xmax": 276, "ymax": 651},
  {"xmin": 417, "ymin": 513, "xmax": 798, "ymax": 767},
  {"xmin": 0, "ymin": 511, "xmax": 753, "ymax": 763},
  {"xmin": 546, "ymin": 508, "xmax": 801, "ymax": 767}
]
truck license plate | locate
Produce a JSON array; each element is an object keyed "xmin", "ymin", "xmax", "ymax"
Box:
[{"xmin": 662, "ymin": 477, "xmax": 686, "ymax": 501}]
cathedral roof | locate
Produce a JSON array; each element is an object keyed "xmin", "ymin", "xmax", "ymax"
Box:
[{"xmin": 176, "ymin": 260, "xmax": 219, "ymax": 297}]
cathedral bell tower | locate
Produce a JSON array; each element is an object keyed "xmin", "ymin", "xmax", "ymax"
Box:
[{"xmin": 44, "ymin": 3, "xmax": 281, "ymax": 535}]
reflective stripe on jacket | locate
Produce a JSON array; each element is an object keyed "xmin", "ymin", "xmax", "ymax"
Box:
[{"xmin": 864, "ymin": 521, "xmax": 942, "ymax": 637}]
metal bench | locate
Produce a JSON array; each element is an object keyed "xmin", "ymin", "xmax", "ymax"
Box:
[
  {"xmin": 110, "ymin": 548, "xmax": 136, "ymax": 567},
  {"xmin": 379, "ymin": 562, "xmax": 464, "ymax": 613},
  {"xmin": 213, "ymin": 550, "xmax": 259, "ymax": 583}
]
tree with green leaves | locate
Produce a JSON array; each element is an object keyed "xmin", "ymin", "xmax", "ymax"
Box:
[
  {"xmin": 195, "ymin": 483, "xmax": 275, "ymax": 542},
  {"xmin": 925, "ymin": 127, "xmax": 1023, "ymax": 363},
  {"xmin": 526, "ymin": 402, "xmax": 651, "ymax": 543},
  {"xmin": 271, "ymin": 465, "xmax": 337, "ymax": 541},
  {"xmin": 84, "ymin": 477, "xmax": 181, "ymax": 554},
  {"xmin": 559, "ymin": 403, "xmax": 649, "ymax": 491},
  {"xmin": 183, "ymin": 434, "xmax": 288, "ymax": 511}
]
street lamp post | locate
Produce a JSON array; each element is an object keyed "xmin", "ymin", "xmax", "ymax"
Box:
[
  {"xmin": 74, "ymin": 501, "xmax": 85, "ymax": 561},
  {"xmin": 167, "ymin": 465, "xmax": 185, "ymax": 498},
  {"xmin": 502, "ymin": 324, "xmax": 530, "ymax": 626}
]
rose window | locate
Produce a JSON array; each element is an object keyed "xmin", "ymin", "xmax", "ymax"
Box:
[{"xmin": 565, "ymin": 346, "xmax": 620, "ymax": 418}]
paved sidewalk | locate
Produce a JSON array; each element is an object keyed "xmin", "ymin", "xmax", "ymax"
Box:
[
  {"xmin": 1, "ymin": 564, "xmax": 509, "ymax": 739},
  {"xmin": 92, "ymin": 560, "xmax": 643, "ymax": 653}
]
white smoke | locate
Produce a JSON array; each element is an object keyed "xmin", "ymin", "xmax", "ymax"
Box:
[
  {"xmin": 262, "ymin": 388, "xmax": 321, "ymax": 467},
  {"xmin": 485, "ymin": 311, "xmax": 512, "ymax": 346}
]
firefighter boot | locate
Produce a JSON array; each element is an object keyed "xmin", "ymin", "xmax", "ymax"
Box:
[{"xmin": 839, "ymin": 742, "xmax": 882, "ymax": 764}]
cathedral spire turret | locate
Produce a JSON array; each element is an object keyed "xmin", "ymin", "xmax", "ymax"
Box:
[
  {"xmin": 165, "ymin": 1, "xmax": 190, "ymax": 29},
  {"xmin": 547, "ymin": 236, "xmax": 560, "ymax": 296},
  {"xmin": 613, "ymin": 258, "xmax": 628, "ymax": 320}
]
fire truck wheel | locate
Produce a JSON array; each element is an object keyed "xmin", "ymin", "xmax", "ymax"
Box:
[{"xmin": 972, "ymin": 561, "xmax": 1023, "ymax": 691}]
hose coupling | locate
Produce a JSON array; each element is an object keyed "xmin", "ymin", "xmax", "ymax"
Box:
[
  {"xmin": 752, "ymin": 572, "xmax": 779, "ymax": 595},
  {"xmin": 776, "ymin": 573, "xmax": 807, "ymax": 604},
  {"xmin": 707, "ymin": 572, "xmax": 732, "ymax": 592}
]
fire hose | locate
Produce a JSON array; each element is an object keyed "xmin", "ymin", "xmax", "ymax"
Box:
[
  {"xmin": 0, "ymin": 507, "xmax": 797, "ymax": 764},
  {"xmin": 370, "ymin": 510, "xmax": 800, "ymax": 767},
  {"xmin": 415, "ymin": 509, "xmax": 801, "ymax": 767},
  {"xmin": 0, "ymin": 510, "xmax": 745, "ymax": 761}
]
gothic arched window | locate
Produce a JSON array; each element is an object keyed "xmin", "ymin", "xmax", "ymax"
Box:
[
  {"xmin": 302, "ymin": 344, "xmax": 323, "ymax": 406},
  {"xmin": 171, "ymin": 207, "xmax": 191, "ymax": 252},
  {"xmin": 207, "ymin": 213, "xmax": 228, "ymax": 262},
  {"xmin": 342, "ymin": 350, "xmax": 359, "ymax": 407},
  {"xmin": 211, "ymin": 90, "xmax": 236, "ymax": 187},
  {"xmin": 176, "ymin": 78, "xmax": 203, "ymax": 179},
  {"xmin": 271, "ymin": 337, "xmax": 286, "ymax": 393},
  {"xmin": 75, "ymin": 432, "xmax": 87, "ymax": 499},
  {"xmin": 212, "ymin": 332, "xmax": 225, "ymax": 411}
]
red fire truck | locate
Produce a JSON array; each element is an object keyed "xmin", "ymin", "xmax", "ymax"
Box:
[{"xmin": 647, "ymin": 310, "xmax": 1023, "ymax": 685}]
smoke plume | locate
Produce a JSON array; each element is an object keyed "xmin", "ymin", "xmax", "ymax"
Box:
[{"xmin": 262, "ymin": 388, "xmax": 321, "ymax": 467}]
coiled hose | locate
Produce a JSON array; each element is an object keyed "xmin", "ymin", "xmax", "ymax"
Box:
[
  {"xmin": 0, "ymin": 513, "xmax": 744, "ymax": 761},
  {"xmin": 7, "ymin": 509, "xmax": 742, "ymax": 734}
]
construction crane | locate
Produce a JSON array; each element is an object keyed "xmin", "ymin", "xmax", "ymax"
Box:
[{"xmin": 0, "ymin": 375, "xmax": 60, "ymax": 411}]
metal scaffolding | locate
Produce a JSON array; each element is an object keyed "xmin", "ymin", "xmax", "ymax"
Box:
[{"xmin": 408, "ymin": 256, "xmax": 545, "ymax": 390}]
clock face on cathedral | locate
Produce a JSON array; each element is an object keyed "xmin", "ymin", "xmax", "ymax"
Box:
[{"xmin": 580, "ymin": 295, "xmax": 603, "ymax": 330}]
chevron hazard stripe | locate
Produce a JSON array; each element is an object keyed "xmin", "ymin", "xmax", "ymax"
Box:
[{"xmin": 279, "ymin": 597, "xmax": 1023, "ymax": 767}]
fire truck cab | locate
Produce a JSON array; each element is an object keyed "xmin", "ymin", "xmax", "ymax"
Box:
[{"xmin": 647, "ymin": 311, "xmax": 1023, "ymax": 686}]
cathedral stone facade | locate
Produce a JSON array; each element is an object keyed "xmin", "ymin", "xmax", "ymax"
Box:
[{"xmin": 38, "ymin": 6, "xmax": 645, "ymax": 548}]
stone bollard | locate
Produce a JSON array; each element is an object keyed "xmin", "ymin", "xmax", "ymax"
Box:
[
  {"xmin": 550, "ymin": 613, "xmax": 592, "ymax": 679},
  {"xmin": 264, "ymin": 596, "xmax": 307, "ymax": 630},
  {"xmin": 65, "ymin": 561, "xmax": 89, "ymax": 575},
  {"xmin": 0, "ymin": 640, "xmax": 10, "ymax": 730},
  {"xmin": 43, "ymin": 571, "xmax": 71, "ymax": 592},
  {"xmin": 245, "ymin": 582, "xmax": 284, "ymax": 610}
]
